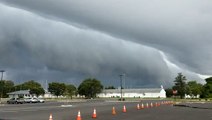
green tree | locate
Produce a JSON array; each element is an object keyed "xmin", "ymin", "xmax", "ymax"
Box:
[
  {"xmin": 187, "ymin": 81, "xmax": 203, "ymax": 97},
  {"xmin": 202, "ymin": 77, "xmax": 212, "ymax": 98},
  {"xmin": 165, "ymin": 88, "xmax": 173, "ymax": 98},
  {"xmin": 30, "ymin": 87, "xmax": 45, "ymax": 97},
  {"xmin": 48, "ymin": 82, "xmax": 66, "ymax": 97},
  {"xmin": 65, "ymin": 84, "xmax": 76, "ymax": 99},
  {"xmin": 173, "ymin": 73, "xmax": 187, "ymax": 99},
  {"xmin": 14, "ymin": 80, "xmax": 45, "ymax": 97},
  {"xmin": 0, "ymin": 80, "xmax": 14, "ymax": 98},
  {"xmin": 78, "ymin": 78, "xmax": 103, "ymax": 98},
  {"xmin": 105, "ymin": 86, "xmax": 116, "ymax": 89}
]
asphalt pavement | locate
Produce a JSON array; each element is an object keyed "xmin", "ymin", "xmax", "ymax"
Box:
[
  {"xmin": 174, "ymin": 102, "xmax": 212, "ymax": 109},
  {"xmin": 0, "ymin": 100, "xmax": 211, "ymax": 120}
]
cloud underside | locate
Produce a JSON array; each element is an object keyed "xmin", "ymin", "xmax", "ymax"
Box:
[{"xmin": 0, "ymin": 1, "xmax": 212, "ymax": 87}]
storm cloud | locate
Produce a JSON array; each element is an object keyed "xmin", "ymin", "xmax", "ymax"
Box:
[{"xmin": 0, "ymin": 0, "xmax": 211, "ymax": 88}]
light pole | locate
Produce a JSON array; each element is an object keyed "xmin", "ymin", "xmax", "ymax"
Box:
[
  {"xmin": 0, "ymin": 70, "xmax": 5, "ymax": 81},
  {"xmin": 123, "ymin": 73, "xmax": 125, "ymax": 89},
  {"xmin": 119, "ymin": 74, "xmax": 123, "ymax": 101},
  {"xmin": 0, "ymin": 70, "xmax": 5, "ymax": 103}
]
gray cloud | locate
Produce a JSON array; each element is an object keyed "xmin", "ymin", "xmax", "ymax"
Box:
[{"xmin": 0, "ymin": 1, "xmax": 210, "ymax": 87}]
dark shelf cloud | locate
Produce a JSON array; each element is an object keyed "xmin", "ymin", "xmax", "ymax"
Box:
[{"xmin": 0, "ymin": 0, "xmax": 211, "ymax": 88}]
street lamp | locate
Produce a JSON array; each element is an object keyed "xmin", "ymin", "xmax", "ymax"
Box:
[
  {"xmin": 0, "ymin": 70, "xmax": 5, "ymax": 103},
  {"xmin": 119, "ymin": 74, "xmax": 124, "ymax": 101},
  {"xmin": 0, "ymin": 70, "xmax": 5, "ymax": 80},
  {"xmin": 123, "ymin": 73, "xmax": 125, "ymax": 89}
]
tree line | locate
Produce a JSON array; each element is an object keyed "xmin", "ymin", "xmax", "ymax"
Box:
[
  {"xmin": 166, "ymin": 73, "xmax": 212, "ymax": 99},
  {"xmin": 1, "ymin": 73, "xmax": 211, "ymax": 99},
  {"xmin": 0, "ymin": 78, "xmax": 103, "ymax": 99}
]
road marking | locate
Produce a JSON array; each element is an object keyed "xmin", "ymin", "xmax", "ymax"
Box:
[
  {"xmin": 106, "ymin": 101, "xmax": 140, "ymax": 103},
  {"xmin": 1, "ymin": 110, "xmax": 18, "ymax": 113},
  {"xmin": 61, "ymin": 105, "xmax": 73, "ymax": 107}
]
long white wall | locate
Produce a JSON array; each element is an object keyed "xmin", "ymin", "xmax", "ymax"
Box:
[{"xmin": 98, "ymin": 89, "xmax": 166, "ymax": 98}]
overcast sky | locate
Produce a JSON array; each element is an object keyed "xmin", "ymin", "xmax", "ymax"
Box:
[{"xmin": 0, "ymin": 0, "xmax": 211, "ymax": 88}]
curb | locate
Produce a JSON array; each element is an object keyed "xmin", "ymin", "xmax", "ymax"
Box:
[{"xmin": 173, "ymin": 104, "xmax": 212, "ymax": 109}]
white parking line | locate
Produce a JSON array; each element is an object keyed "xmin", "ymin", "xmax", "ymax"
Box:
[{"xmin": 61, "ymin": 105, "xmax": 73, "ymax": 107}]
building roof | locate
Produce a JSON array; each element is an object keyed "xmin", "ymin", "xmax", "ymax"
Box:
[
  {"xmin": 102, "ymin": 88, "xmax": 162, "ymax": 93},
  {"xmin": 7, "ymin": 90, "xmax": 30, "ymax": 95}
]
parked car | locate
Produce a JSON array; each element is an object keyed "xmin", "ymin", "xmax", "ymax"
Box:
[
  {"xmin": 7, "ymin": 98, "xmax": 25, "ymax": 104},
  {"xmin": 7, "ymin": 98, "xmax": 17, "ymax": 104},
  {"xmin": 35, "ymin": 98, "xmax": 45, "ymax": 103},
  {"xmin": 24, "ymin": 98, "xmax": 32, "ymax": 103},
  {"xmin": 28, "ymin": 98, "xmax": 39, "ymax": 103},
  {"xmin": 16, "ymin": 98, "xmax": 25, "ymax": 104},
  {"xmin": 24, "ymin": 97, "xmax": 45, "ymax": 103}
]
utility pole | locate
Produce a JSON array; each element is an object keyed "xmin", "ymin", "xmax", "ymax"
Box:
[
  {"xmin": 123, "ymin": 73, "xmax": 125, "ymax": 89},
  {"xmin": 120, "ymin": 74, "xmax": 123, "ymax": 101},
  {"xmin": 0, "ymin": 70, "xmax": 5, "ymax": 81},
  {"xmin": 46, "ymin": 80, "xmax": 48, "ymax": 91},
  {"xmin": 0, "ymin": 70, "xmax": 5, "ymax": 103}
]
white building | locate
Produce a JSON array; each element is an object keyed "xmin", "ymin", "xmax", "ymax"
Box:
[
  {"xmin": 98, "ymin": 86, "xmax": 166, "ymax": 98},
  {"xmin": 7, "ymin": 89, "xmax": 61, "ymax": 99},
  {"xmin": 38, "ymin": 89, "xmax": 56, "ymax": 98},
  {"xmin": 7, "ymin": 90, "xmax": 33, "ymax": 98},
  {"xmin": 185, "ymin": 94, "xmax": 200, "ymax": 99}
]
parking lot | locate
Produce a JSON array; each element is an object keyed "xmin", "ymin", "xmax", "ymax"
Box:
[
  {"xmin": 0, "ymin": 100, "xmax": 212, "ymax": 120},
  {"xmin": 6, "ymin": 97, "xmax": 45, "ymax": 104}
]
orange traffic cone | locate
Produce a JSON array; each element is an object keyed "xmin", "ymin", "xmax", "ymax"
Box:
[
  {"xmin": 137, "ymin": 104, "xmax": 140, "ymax": 110},
  {"xmin": 122, "ymin": 105, "xmax": 127, "ymax": 113},
  {"xmin": 76, "ymin": 110, "xmax": 81, "ymax": 120},
  {"xmin": 155, "ymin": 102, "xmax": 158, "ymax": 107},
  {"xmin": 150, "ymin": 102, "xmax": 153, "ymax": 108},
  {"xmin": 146, "ymin": 103, "xmax": 149, "ymax": 108},
  {"xmin": 141, "ymin": 103, "xmax": 144, "ymax": 109},
  {"xmin": 49, "ymin": 113, "xmax": 53, "ymax": 120},
  {"xmin": 112, "ymin": 107, "xmax": 116, "ymax": 115},
  {"xmin": 92, "ymin": 108, "xmax": 97, "ymax": 118}
]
